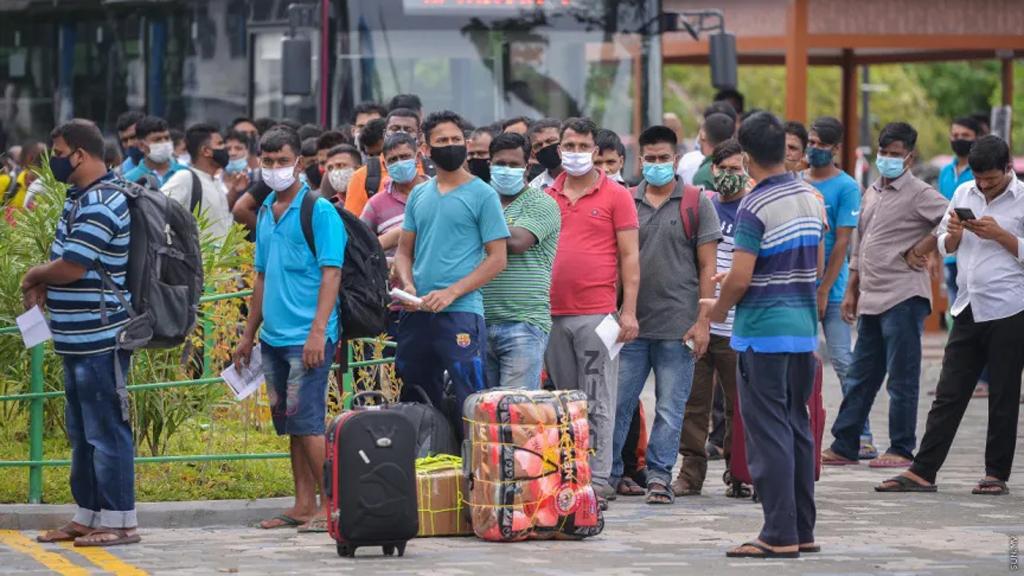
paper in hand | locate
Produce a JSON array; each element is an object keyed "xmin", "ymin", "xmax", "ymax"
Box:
[
  {"xmin": 389, "ymin": 287, "xmax": 423, "ymax": 306},
  {"xmin": 595, "ymin": 314, "xmax": 624, "ymax": 361},
  {"xmin": 221, "ymin": 344, "xmax": 264, "ymax": 401},
  {"xmin": 16, "ymin": 306, "xmax": 52, "ymax": 348}
]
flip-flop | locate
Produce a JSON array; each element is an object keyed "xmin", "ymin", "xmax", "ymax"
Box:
[
  {"xmin": 617, "ymin": 477, "xmax": 645, "ymax": 496},
  {"xmin": 971, "ymin": 479, "xmax": 1009, "ymax": 495},
  {"xmin": 645, "ymin": 480, "xmax": 675, "ymax": 505},
  {"xmin": 37, "ymin": 523, "xmax": 92, "ymax": 543},
  {"xmin": 874, "ymin": 475, "xmax": 937, "ymax": 493},
  {"xmin": 821, "ymin": 449, "xmax": 858, "ymax": 466},
  {"xmin": 869, "ymin": 454, "xmax": 913, "ymax": 469},
  {"xmin": 799, "ymin": 544, "xmax": 821, "ymax": 553},
  {"xmin": 258, "ymin": 514, "xmax": 304, "ymax": 529},
  {"xmin": 297, "ymin": 517, "xmax": 329, "ymax": 533},
  {"xmin": 726, "ymin": 541, "xmax": 800, "ymax": 559},
  {"xmin": 73, "ymin": 529, "xmax": 141, "ymax": 547}
]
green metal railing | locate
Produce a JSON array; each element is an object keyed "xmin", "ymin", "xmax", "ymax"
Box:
[{"xmin": 0, "ymin": 290, "xmax": 396, "ymax": 503}]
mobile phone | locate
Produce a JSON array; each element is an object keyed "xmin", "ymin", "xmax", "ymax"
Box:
[{"xmin": 954, "ymin": 207, "xmax": 977, "ymax": 221}]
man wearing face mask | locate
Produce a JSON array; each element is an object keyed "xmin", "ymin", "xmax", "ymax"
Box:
[
  {"xmin": 160, "ymin": 123, "xmax": 234, "ymax": 243},
  {"xmin": 467, "ymin": 126, "xmax": 496, "ymax": 183},
  {"xmin": 323, "ymin": 144, "xmax": 362, "ymax": 205},
  {"xmin": 545, "ymin": 117, "xmax": 640, "ymax": 509},
  {"xmin": 345, "ymin": 108, "xmax": 429, "ymax": 217},
  {"xmin": 804, "ymin": 117, "xmax": 869, "ymax": 458},
  {"xmin": 313, "ymin": 131, "xmax": 350, "ymax": 199},
  {"xmin": 691, "ymin": 113, "xmax": 737, "ymax": 190},
  {"xmin": 823, "ymin": 122, "xmax": 948, "ymax": 470},
  {"xmin": 877, "ymin": 135, "xmax": 1024, "ymax": 496},
  {"xmin": 233, "ymin": 126, "xmax": 345, "ymax": 532},
  {"xmin": 394, "ymin": 110, "xmax": 509, "ymax": 433},
  {"xmin": 480, "ymin": 132, "xmax": 560, "ymax": 390},
  {"xmin": 610, "ymin": 125, "xmax": 720, "ymax": 505},
  {"xmin": 360, "ymin": 135, "xmax": 423, "ymax": 258},
  {"xmin": 594, "ymin": 129, "xmax": 628, "ymax": 186},
  {"xmin": 124, "ymin": 116, "xmax": 185, "ymax": 187},
  {"xmin": 116, "ymin": 110, "xmax": 145, "ymax": 175},
  {"xmin": 527, "ymin": 118, "xmax": 564, "ymax": 191}
]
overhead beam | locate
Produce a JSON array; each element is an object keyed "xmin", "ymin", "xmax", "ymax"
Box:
[{"xmin": 784, "ymin": 0, "xmax": 809, "ymax": 122}]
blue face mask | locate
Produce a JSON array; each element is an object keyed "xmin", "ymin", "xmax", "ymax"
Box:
[
  {"xmin": 807, "ymin": 147, "xmax": 834, "ymax": 168},
  {"xmin": 225, "ymin": 157, "xmax": 248, "ymax": 174},
  {"xmin": 876, "ymin": 154, "xmax": 906, "ymax": 179},
  {"xmin": 388, "ymin": 158, "xmax": 418, "ymax": 184},
  {"xmin": 490, "ymin": 165, "xmax": 526, "ymax": 196},
  {"xmin": 642, "ymin": 162, "xmax": 675, "ymax": 187}
]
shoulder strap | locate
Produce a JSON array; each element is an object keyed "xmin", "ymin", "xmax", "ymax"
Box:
[
  {"xmin": 300, "ymin": 191, "xmax": 318, "ymax": 258},
  {"xmin": 366, "ymin": 158, "xmax": 381, "ymax": 196},
  {"xmin": 421, "ymin": 157, "xmax": 437, "ymax": 177},
  {"xmin": 188, "ymin": 169, "xmax": 202, "ymax": 213},
  {"xmin": 679, "ymin": 184, "xmax": 702, "ymax": 242}
]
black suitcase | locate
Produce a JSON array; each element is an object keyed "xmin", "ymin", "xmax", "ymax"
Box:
[{"xmin": 325, "ymin": 397, "xmax": 419, "ymax": 558}]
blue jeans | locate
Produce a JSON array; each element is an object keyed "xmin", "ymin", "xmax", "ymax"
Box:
[
  {"xmin": 63, "ymin": 350, "xmax": 137, "ymax": 529},
  {"xmin": 829, "ymin": 296, "xmax": 930, "ymax": 461},
  {"xmin": 822, "ymin": 301, "xmax": 870, "ymax": 440},
  {"xmin": 262, "ymin": 339, "xmax": 333, "ymax": 436},
  {"xmin": 485, "ymin": 322, "xmax": 548, "ymax": 389},
  {"xmin": 611, "ymin": 339, "xmax": 694, "ymax": 486}
]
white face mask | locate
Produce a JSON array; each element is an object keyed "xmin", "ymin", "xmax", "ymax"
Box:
[
  {"xmin": 262, "ymin": 163, "xmax": 298, "ymax": 192},
  {"xmin": 607, "ymin": 170, "xmax": 623, "ymax": 183},
  {"xmin": 328, "ymin": 167, "xmax": 355, "ymax": 192},
  {"xmin": 561, "ymin": 151, "xmax": 594, "ymax": 177},
  {"xmin": 175, "ymin": 153, "xmax": 191, "ymax": 167},
  {"xmin": 147, "ymin": 141, "xmax": 174, "ymax": 164}
]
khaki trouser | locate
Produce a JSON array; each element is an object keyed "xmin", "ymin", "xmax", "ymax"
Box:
[{"xmin": 677, "ymin": 334, "xmax": 738, "ymax": 490}]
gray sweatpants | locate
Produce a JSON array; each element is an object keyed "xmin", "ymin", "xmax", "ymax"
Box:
[{"xmin": 544, "ymin": 314, "xmax": 618, "ymax": 488}]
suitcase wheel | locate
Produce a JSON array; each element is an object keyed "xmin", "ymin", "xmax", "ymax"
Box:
[
  {"xmin": 383, "ymin": 545, "xmax": 395, "ymax": 557},
  {"xmin": 397, "ymin": 542, "xmax": 406, "ymax": 557},
  {"xmin": 382, "ymin": 543, "xmax": 406, "ymax": 557},
  {"xmin": 337, "ymin": 543, "xmax": 356, "ymax": 558}
]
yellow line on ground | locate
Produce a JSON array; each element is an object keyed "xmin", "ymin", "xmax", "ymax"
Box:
[
  {"xmin": 0, "ymin": 530, "xmax": 90, "ymax": 576},
  {"xmin": 59, "ymin": 541, "xmax": 150, "ymax": 576}
]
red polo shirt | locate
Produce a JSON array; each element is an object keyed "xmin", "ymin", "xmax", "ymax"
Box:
[{"xmin": 548, "ymin": 170, "xmax": 639, "ymax": 316}]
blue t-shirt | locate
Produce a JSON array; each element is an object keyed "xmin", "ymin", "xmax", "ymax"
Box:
[
  {"xmin": 402, "ymin": 177, "xmax": 510, "ymax": 316},
  {"xmin": 255, "ymin": 185, "xmax": 346, "ymax": 347},
  {"xmin": 124, "ymin": 158, "xmax": 186, "ymax": 187},
  {"xmin": 937, "ymin": 160, "xmax": 973, "ymax": 264},
  {"xmin": 810, "ymin": 171, "xmax": 860, "ymax": 302}
]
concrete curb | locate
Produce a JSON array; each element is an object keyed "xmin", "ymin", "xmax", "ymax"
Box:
[{"xmin": 0, "ymin": 497, "xmax": 294, "ymax": 530}]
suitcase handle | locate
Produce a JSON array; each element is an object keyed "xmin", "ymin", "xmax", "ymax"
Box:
[{"xmin": 351, "ymin": 391, "xmax": 388, "ymax": 406}]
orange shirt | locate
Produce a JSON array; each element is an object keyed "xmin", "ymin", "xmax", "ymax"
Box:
[{"xmin": 344, "ymin": 157, "xmax": 427, "ymax": 216}]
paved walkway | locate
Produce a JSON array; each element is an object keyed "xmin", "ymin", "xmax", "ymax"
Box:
[{"xmin": 1, "ymin": 353, "xmax": 1021, "ymax": 575}]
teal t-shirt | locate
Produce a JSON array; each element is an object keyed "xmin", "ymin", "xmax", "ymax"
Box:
[
  {"xmin": 255, "ymin": 185, "xmax": 346, "ymax": 346},
  {"xmin": 403, "ymin": 177, "xmax": 510, "ymax": 316},
  {"xmin": 810, "ymin": 171, "xmax": 861, "ymax": 302},
  {"xmin": 124, "ymin": 159, "xmax": 186, "ymax": 187}
]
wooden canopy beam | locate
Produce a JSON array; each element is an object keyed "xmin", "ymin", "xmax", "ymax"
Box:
[
  {"xmin": 841, "ymin": 49, "xmax": 858, "ymax": 176},
  {"xmin": 785, "ymin": 0, "xmax": 809, "ymax": 123}
]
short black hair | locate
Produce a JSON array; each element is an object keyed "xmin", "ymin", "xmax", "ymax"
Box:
[
  {"xmin": 470, "ymin": 125, "xmax": 498, "ymax": 140},
  {"xmin": 388, "ymin": 93, "xmax": 422, "ymax": 112},
  {"xmin": 711, "ymin": 138, "xmax": 743, "ymax": 166},
  {"xmin": 260, "ymin": 126, "xmax": 301, "ymax": 156},
  {"xmin": 352, "ymin": 101, "xmax": 387, "ymax": 121},
  {"xmin": 116, "ymin": 110, "xmax": 144, "ymax": 133},
  {"xmin": 359, "ymin": 118, "xmax": 387, "ymax": 152},
  {"xmin": 135, "ymin": 115, "xmax": 169, "ymax": 140},
  {"xmin": 878, "ymin": 122, "xmax": 918, "ymax": 151},
  {"xmin": 713, "ymin": 88, "xmax": 745, "ymax": 115},
  {"xmin": 740, "ymin": 108, "xmax": 764, "ymax": 123},
  {"xmin": 596, "ymin": 128, "xmax": 627, "ymax": 156},
  {"xmin": 560, "ymin": 117, "xmax": 598, "ymax": 140},
  {"xmin": 276, "ymin": 118, "xmax": 302, "ymax": 132},
  {"xmin": 170, "ymin": 128, "xmax": 185, "ymax": 146},
  {"xmin": 489, "ymin": 132, "xmax": 530, "ymax": 162},
  {"xmin": 421, "ymin": 110, "xmax": 467, "ymax": 141},
  {"xmin": 316, "ymin": 130, "xmax": 349, "ymax": 151},
  {"xmin": 952, "ymin": 116, "xmax": 982, "ymax": 137},
  {"xmin": 50, "ymin": 118, "xmax": 105, "ymax": 158},
  {"xmin": 704, "ymin": 101, "xmax": 737, "ymax": 122},
  {"xmin": 971, "ymin": 112, "xmax": 991, "ymax": 134},
  {"xmin": 382, "ymin": 133, "xmax": 419, "ymax": 156},
  {"xmin": 501, "ymin": 116, "xmax": 533, "ymax": 131},
  {"xmin": 225, "ymin": 129, "xmax": 249, "ymax": 146},
  {"xmin": 253, "ymin": 117, "xmax": 277, "ymax": 134},
  {"xmin": 637, "ymin": 125, "xmax": 677, "ymax": 150},
  {"xmin": 386, "ymin": 107, "xmax": 420, "ymax": 127},
  {"xmin": 301, "ymin": 137, "xmax": 319, "ymax": 157},
  {"xmin": 326, "ymin": 143, "xmax": 362, "ymax": 166},
  {"xmin": 703, "ymin": 113, "xmax": 736, "ymax": 147},
  {"xmin": 298, "ymin": 123, "xmax": 323, "ymax": 141},
  {"xmin": 231, "ymin": 117, "xmax": 255, "ymax": 130},
  {"xmin": 968, "ymin": 134, "xmax": 1011, "ymax": 174},
  {"xmin": 184, "ymin": 122, "xmax": 220, "ymax": 158},
  {"xmin": 527, "ymin": 118, "xmax": 561, "ymax": 141},
  {"xmin": 103, "ymin": 138, "xmax": 122, "ymax": 167},
  {"xmin": 737, "ymin": 111, "xmax": 786, "ymax": 167},
  {"xmin": 785, "ymin": 121, "xmax": 809, "ymax": 150},
  {"xmin": 810, "ymin": 116, "xmax": 843, "ymax": 147}
]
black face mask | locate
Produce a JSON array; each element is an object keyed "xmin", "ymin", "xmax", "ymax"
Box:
[
  {"xmin": 526, "ymin": 163, "xmax": 546, "ymax": 182},
  {"xmin": 304, "ymin": 163, "xmax": 323, "ymax": 188},
  {"xmin": 126, "ymin": 146, "xmax": 144, "ymax": 165},
  {"xmin": 535, "ymin": 143, "xmax": 561, "ymax": 171},
  {"xmin": 468, "ymin": 157, "xmax": 491, "ymax": 182},
  {"xmin": 430, "ymin": 144, "xmax": 468, "ymax": 172},
  {"xmin": 951, "ymin": 139, "xmax": 974, "ymax": 158},
  {"xmin": 211, "ymin": 147, "xmax": 230, "ymax": 169}
]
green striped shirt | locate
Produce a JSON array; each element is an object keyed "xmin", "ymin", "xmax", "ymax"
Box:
[{"xmin": 482, "ymin": 186, "xmax": 561, "ymax": 332}]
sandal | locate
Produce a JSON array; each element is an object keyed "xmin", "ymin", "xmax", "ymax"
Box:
[
  {"xmin": 971, "ymin": 478, "xmax": 1009, "ymax": 495},
  {"xmin": 800, "ymin": 543, "xmax": 821, "ymax": 553},
  {"xmin": 73, "ymin": 528, "xmax": 141, "ymax": 547},
  {"xmin": 869, "ymin": 453, "xmax": 913, "ymax": 469},
  {"xmin": 297, "ymin": 516, "xmax": 329, "ymax": 533},
  {"xmin": 258, "ymin": 514, "xmax": 304, "ymax": 529},
  {"xmin": 725, "ymin": 482, "xmax": 752, "ymax": 499},
  {"xmin": 821, "ymin": 448, "xmax": 858, "ymax": 466},
  {"xmin": 874, "ymin": 475, "xmax": 937, "ymax": 493},
  {"xmin": 617, "ymin": 477, "xmax": 645, "ymax": 496},
  {"xmin": 726, "ymin": 541, "xmax": 800, "ymax": 559},
  {"xmin": 858, "ymin": 442, "xmax": 879, "ymax": 460},
  {"xmin": 36, "ymin": 523, "xmax": 92, "ymax": 543},
  {"xmin": 646, "ymin": 479, "xmax": 674, "ymax": 505},
  {"xmin": 672, "ymin": 476, "xmax": 701, "ymax": 497}
]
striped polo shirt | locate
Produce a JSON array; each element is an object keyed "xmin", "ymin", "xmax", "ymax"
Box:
[
  {"xmin": 731, "ymin": 172, "xmax": 824, "ymax": 354},
  {"xmin": 46, "ymin": 173, "xmax": 132, "ymax": 356}
]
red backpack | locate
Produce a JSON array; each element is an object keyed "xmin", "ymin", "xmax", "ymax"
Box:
[{"xmin": 633, "ymin": 180, "xmax": 708, "ymax": 242}]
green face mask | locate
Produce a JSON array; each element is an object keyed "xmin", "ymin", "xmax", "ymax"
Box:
[{"xmin": 714, "ymin": 171, "xmax": 747, "ymax": 197}]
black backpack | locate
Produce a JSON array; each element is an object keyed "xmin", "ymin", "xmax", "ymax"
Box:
[
  {"xmin": 365, "ymin": 157, "xmax": 435, "ymax": 197},
  {"xmin": 299, "ymin": 192, "xmax": 390, "ymax": 340},
  {"xmin": 186, "ymin": 169, "xmax": 203, "ymax": 213}
]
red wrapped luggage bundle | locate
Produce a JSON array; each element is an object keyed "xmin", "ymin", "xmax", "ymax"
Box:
[{"xmin": 463, "ymin": 389, "xmax": 604, "ymax": 542}]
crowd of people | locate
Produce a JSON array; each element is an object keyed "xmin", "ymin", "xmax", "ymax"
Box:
[{"xmin": 11, "ymin": 88, "xmax": 1023, "ymax": 559}]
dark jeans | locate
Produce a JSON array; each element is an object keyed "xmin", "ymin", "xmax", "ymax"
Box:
[
  {"xmin": 737, "ymin": 349, "xmax": 817, "ymax": 547},
  {"xmin": 63, "ymin": 350, "xmax": 137, "ymax": 529},
  {"xmin": 830, "ymin": 296, "xmax": 930, "ymax": 461},
  {"xmin": 910, "ymin": 306, "xmax": 1024, "ymax": 484}
]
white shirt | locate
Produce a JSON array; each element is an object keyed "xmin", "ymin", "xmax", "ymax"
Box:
[
  {"xmin": 161, "ymin": 168, "xmax": 233, "ymax": 243},
  {"xmin": 529, "ymin": 170, "xmax": 557, "ymax": 192},
  {"xmin": 936, "ymin": 177, "xmax": 1024, "ymax": 322},
  {"xmin": 677, "ymin": 149, "xmax": 705, "ymax": 185}
]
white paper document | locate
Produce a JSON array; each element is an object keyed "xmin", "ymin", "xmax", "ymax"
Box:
[
  {"xmin": 594, "ymin": 314, "xmax": 624, "ymax": 361},
  {"xmin": 16, "ymin": 306, "xmax": 52, "ymax": 348},
  {"xmin": 221, "ymin": 344, "xmax": 264, "ymax": 400},
  {"xmin": 389, "ymin": 287, "xmax": 423, "ymax": 306}
]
